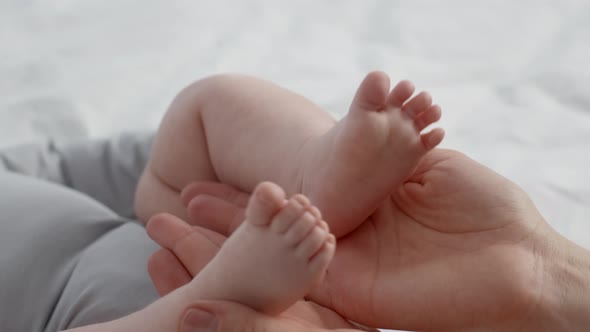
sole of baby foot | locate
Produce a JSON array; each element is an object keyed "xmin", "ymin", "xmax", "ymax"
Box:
[
  {"xmin": 302, "ymin": 71, "xmax": 444, "ymax": 237},
  {"xmin": 187, "ymin": 182, "xmax": 336, "ymax": 315}
]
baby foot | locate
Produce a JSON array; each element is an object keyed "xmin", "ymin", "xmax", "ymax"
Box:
[
  {"xmin": 301, "ymin": 71, "xmax": 444, "ymax": 237},
  {"xmin": 188, "ymin": 182, "xmax": 336, "ymax": 315}
]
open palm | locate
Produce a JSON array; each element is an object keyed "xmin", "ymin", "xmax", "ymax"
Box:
[{"xmin": 309, "ymin": 149, "xmax": 545, "ymax": 330}]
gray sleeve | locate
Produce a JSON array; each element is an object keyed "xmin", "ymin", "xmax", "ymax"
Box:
[{"xmin": 0, "ymin": 132, "xmax": 154, "ymax": 218}]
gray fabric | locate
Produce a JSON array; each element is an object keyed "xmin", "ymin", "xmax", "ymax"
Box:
[
  {"xmin": 0, "ymin": 133, "xmax": 159, "ymax": 331},
  {"xmin": 0, "ymin": 132, "xmax": 153, "ymax": 218}
]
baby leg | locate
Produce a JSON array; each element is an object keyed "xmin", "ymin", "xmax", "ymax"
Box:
[{"xmin": 135, "ymin": 74, "xmax": 335, "ymax": 222}]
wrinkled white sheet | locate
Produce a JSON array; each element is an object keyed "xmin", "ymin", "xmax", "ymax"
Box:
[{"xmin": 1, "ymin": 1, "xmax": 589, "ymax": 330}]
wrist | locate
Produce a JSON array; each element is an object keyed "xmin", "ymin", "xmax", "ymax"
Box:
[{"xmin": 532, "ymin": 228, "xmax": 590, "ymax": 331}]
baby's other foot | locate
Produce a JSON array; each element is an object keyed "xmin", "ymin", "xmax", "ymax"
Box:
[
  {"xmin": 302, "ymin": 71, "xmax": 444, "ymax": 236},
  {"xmin": 189, "ymin": 182, "xmax": 335, "ymax": 315}
]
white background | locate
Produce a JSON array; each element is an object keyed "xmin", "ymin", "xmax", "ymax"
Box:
[{"xmin": 1, "ymin": 1, "xmax": 589, "ymax": 330}]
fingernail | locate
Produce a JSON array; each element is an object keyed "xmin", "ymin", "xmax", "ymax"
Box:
[{"xmin": 181, "ymin": 308, "xmax": 218, "ymax": 332}]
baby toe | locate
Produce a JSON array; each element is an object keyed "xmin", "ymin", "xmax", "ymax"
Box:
[
  {"xmin": 388, "ymin": 79, "xmax": 415, "ymax": 108},
  {"xmin": 292, "ymin": 194, "xmax": 312, "ymax": 209},
  {"xmin": 245, "ymin": 182, "xmax": 286, "ymax": 226},
  {"xmin": 349, "ymin": 71, "xmax": 391, "ymax": 114},
  {"xmin": 292, "ymin": 194, "xmax": 323, "ymax": 220},
  {"xmin": 415, "ymin": 104, "xmax": 442, "ymax": 131},
  {"xmin": 284, "ymin": 211, "xmax": 318, "ymax": 246},
  {"xmin": 295, "ymin": 223, "xmax": 330, "ymax": 260},
  {"xmin": 420, "ymin": 128, "xmax": 445, "ymax": 150},
  {"xmin": 402, "ymin": 91, "xmax": 432, "ymax": 119},
  {"xmin": 270, "ymin": 198, "xmax": 306, "ymax": 233},
  {"xmin": 309, "ymin": 234, "xmax": 336, "ymax": 273}
]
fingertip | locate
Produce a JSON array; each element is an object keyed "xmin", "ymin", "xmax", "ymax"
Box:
[
  {"xmin": 182, "ymin": 300, "xmax": 267, "ymax": 331},
  {"xmin": 146, "ymin": 213, "xmax": 192, "ymax": 247},
  {"xmin": 148, "ymin": 248, "xmax": 192, "ymax": 296},
  {"xmin": 181, "ymin": 306, "xmax": 219, "ymax": 332},
  {"xmin": 186, "ymin": 194, "xmax": 210, "ymax": 220},
  {"xmin": 181, "ymin": 181, "xmax": 251, "ymax": 208},
  {"xmin": 146, "ymin": 213, "xmax": 172, "ymax": 236},
  {"xmin": 180, "ymin": 182, "xmax": 202, "ymax": 206}
]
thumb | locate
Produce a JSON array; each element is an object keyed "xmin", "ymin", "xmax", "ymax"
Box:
[
  {"xmin": 180, "ymin": 306, "xmax": 219, "ymax": 332},
  {"xmin": 179, "ymin": 300, "xmax": 279, "ymax": 332},
  {"xmin": 179, "ymin": 300, "xmax": 366, "ymax": 332}
]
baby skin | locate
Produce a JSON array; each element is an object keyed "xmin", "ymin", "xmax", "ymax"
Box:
[
  {"xmin": 135, "ymin": 71, "xmax": 444, "ymax": 237},
  {"xmin": 67, "ymin": 182, "xmax": 335, "ymax": 331}
]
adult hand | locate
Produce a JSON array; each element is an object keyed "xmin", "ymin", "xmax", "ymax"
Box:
[{"xmin": 149, "ymin": 149, "xmax": 583, "ymax": 331}]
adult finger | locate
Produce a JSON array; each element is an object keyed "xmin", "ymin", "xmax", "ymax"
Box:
[
  {"xmin": 148, "ymin": 248, "xmax": 192, "ymax": 296},
  {"xmin": 146, "ymin": 213, "xmax": 226, "ymax": 277},
  {"xmin": 186, "ymin": 194, "xmax": 246, "ymax": 236},
  {"xmin": 181, "ymin": 181, "xmax": 250, "ymax": 208}
]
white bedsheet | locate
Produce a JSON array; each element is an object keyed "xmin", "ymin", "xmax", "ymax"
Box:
[{"xmin": 1, "ymin": 1, "xmax": 589, "ymax": 330}]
